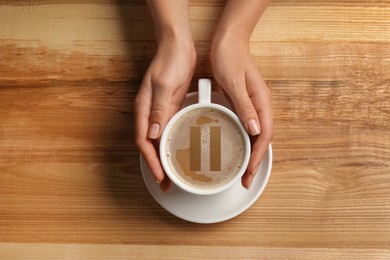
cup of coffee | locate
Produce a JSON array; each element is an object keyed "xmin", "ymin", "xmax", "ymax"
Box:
[{"xmin": 159, "ymin": 79, "xmax": 251, "ymax": 195}]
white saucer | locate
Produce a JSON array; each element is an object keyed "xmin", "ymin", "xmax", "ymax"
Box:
[{"xmin": 140, "ymin": 92, "xmax": 272, "ymax": 224}]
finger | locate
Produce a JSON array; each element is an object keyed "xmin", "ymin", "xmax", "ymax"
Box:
[
  {"xmin": 222, "ymin": 77, "xmax": 261, "ymax": 137},
  {"xmin": 159, "ymin": 177, "xmax": 172, "ymax": 192},
  {"xmin": 242, "ymin": 134, "xmax": 270, "ymax": 189},
  {"xmin": 243, "ymin": 71, "xmax": 273, "ymax": 189},
  {"xmin": 147, "ymin": 78, "xmax": 176, "ymax": 140},
  {"xmin": 135, "ymin": 78, "xmax": 166, "ymax": 183},
  {"xmin": 155, "ymin": 70, "xmax": 194, "ymax": 192}
]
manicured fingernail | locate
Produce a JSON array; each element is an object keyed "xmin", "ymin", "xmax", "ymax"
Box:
[
  {"xmin": 148, "ymin": 123, "xmax": 160, "ymax": 139},
  {"xmin": 247, "ymin": 119, "xmax": 260, "ymax": 136}
]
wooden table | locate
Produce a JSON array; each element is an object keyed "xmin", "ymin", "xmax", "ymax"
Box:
[{"xmin": 1, "ymin": 0, "xmax": 389, "ymax": 259}]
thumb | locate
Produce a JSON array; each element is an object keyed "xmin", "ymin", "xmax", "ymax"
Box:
[
  {"xmin": 147, "ymin": 86, "xmax": 173, "ymax": 140},
  {"xmin": 229, "ymin": 88, "xmax": 260, "ymax": 136}
]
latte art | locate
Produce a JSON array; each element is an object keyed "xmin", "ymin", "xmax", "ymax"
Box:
[{"xmin": 165, "ymin": 107, "xmax": 246, "ymax": 190}]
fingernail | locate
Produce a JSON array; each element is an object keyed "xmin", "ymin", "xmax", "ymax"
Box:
[
  {"xmin": 247, "ymin": 119, "xmax": 260, "ymax": 136},
  {"xmin": 156, "ymin": 178, "xmax": 161, "ymax": 184},
  {"xmin": 245, "ymin": 174, "xmax": 254, "ymax": 190},
  {"xmin": 148, "ymin": 123, "xmax": 160, "ymax": 139}
]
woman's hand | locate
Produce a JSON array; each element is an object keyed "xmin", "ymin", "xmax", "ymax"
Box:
[
  {"xmin": 210, "ymin": 36, "xmax": 272, "ymax": 189},
  {"xmin": 210, "ymin": 0, "xmax": 272, "ymax": 189}
]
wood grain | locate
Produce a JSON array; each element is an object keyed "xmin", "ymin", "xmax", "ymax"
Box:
[
  {"xmin": 0, "ymin": 0, "xmax": 389, "ymax": 258},
  {"xmin": 2, "ymin": 244, "xmax": 390, "ymax": 260}
]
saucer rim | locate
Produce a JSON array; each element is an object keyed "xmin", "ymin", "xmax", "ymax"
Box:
[
  {"xmin": 140, "ymin": 91, "xmax": 273, "ymax": 224},
  {"xmin": 140, "ymin": 144, "xmax": 272, "ymax": 224}
]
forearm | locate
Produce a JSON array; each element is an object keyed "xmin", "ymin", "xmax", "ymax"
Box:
[
  {"xmin": 213, "ymin": 0, "xmax": 270, "ymax": 44},
  {"xmin": 146, "ymin": 0, "xmax": 193, "ymax": 46}
]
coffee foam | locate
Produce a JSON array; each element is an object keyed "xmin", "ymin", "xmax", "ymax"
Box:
[{"xmin": 165, "ymin": 107, "xmax": 246, "ymax": 190}]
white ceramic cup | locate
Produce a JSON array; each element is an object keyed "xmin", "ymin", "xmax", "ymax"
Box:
[{"xmin": 159, "ymin": 79, "xmax": 251, "ymax": 195}]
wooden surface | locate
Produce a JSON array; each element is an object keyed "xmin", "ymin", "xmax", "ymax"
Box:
[{"xmin": 0, "ymin": 0, "xmax": 389, "ymax": 259}]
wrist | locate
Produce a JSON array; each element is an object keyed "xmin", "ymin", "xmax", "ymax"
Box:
[
  {"xmin": 158, "ymin": 32, "xmax": 195, "ymax": 57},
  {"xmin": 156, "ymin": 24, "xmax": 193, "ymax": 44},
  {"xmin": 212, "ymin": 20, "xmax": 252, "ymax": 46},
  {"xmin": 211, "ymin": 29, "xmax": 249, "ymax": 55},
  {"xmin": 156, "ymin": 23, "xmax": 195, "ymax": 57},
  {"xmin": 157, "ymin": 33, "xmax": 197, "ymax": 69},
  {"xmin": 147, "ymin": 0, "xmax": 193, "ymax": 48}
]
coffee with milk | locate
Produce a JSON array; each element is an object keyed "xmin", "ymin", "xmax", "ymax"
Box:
[{"xmin": 164, "ymin": 107, "xmax": 246, "ymax": 191}]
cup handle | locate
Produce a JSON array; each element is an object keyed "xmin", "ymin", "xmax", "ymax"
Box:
[{"xmin": 198, "ymin": 79, "xmax": 211, "ymax": 104}]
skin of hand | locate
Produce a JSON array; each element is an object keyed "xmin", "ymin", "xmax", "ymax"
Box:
[
  {"xmin": 210, "ymin": 0, "xmax": 273, "ymax": 189},
  {"xmin": 135, "ymin": 0, "xmax": 196, "ymax": 191},
  {"xmin": 137, "ymin": 0, "xmax": 271, "ymax": 191}
]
